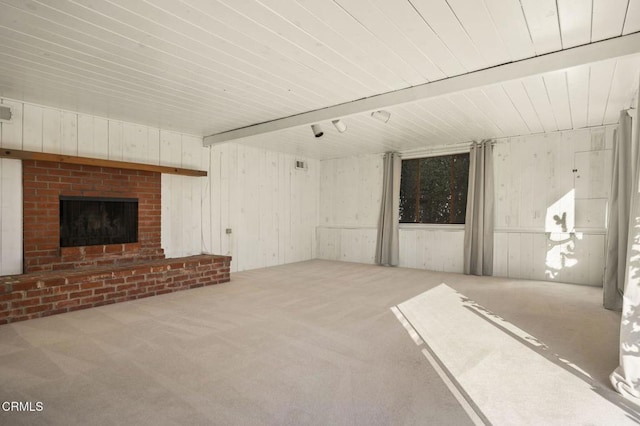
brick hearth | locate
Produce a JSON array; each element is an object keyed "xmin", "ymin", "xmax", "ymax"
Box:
[
  {"xmin": 1, "ymin": 159, "xmax": 232, "ymax": 324},
  {"xmin": 0, "ymin": 255, "xmax": 231, "ymax": 324}
]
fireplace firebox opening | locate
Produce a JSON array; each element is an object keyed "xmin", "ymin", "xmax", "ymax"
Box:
[{"xmin": 59, "ymin": 196, "xmax": 138, "ymax": 247}]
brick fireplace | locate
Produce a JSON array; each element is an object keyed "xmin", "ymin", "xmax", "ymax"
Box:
[
  {"xmin": 22, "ymin": 160, "xmax": 164, "ymax": 272},
  {"xmin": 0, "ymin": 159, "xmax": 231, "ymax": 324}
]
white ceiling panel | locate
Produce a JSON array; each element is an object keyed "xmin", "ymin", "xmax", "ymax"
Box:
[
  {"xmin": 370, "ymin": 0, "xmax": 465, "ymax": 77},
  {"xmin": 483, "ymin": 0, "xmax": 536, "ymax": 61},
  {"xmin": 557, "ymin": 0, "xmax": 592, "ymax": 48},
  {"xmin": 235, "ymin": 57, "xmax": 640, "ymax": 159},
  {"xmin": 542, "ymin": 72, "xmax": 573, "ymax": 130},
  {"xmin": 445, "ymin": 0, "xmax": 511, "ymax": 65},
  {"xmin": 501, "ymin": 80, "xmax": 545, "ymax": 134},
  {"xmin": 604, "ymin": 56, "xmax": 640, "ymax": 123},
  {"xmin": 521, "ymin": 76, "xmax": 559, "ymax": 133},
  {"xmin": 587, "ymin": 61, "xmax": 617, "ymax": 126},
  {"xmin": 519, "ymin": 0, "xmax": 563, "ymax": 54},
  {"xmin": 592, "ymin": 0, "xmax": 629, "ymax": 41},
  {"xmin": 409, "ymin": 0, "xmax": 487, "ymax": 71},
  {"xmin": 624, "ymin": 0, "xmax": 640, "ymax": 34},
  {"xmin": 0, "ymin": 0, "xmax": 637, "ymax": 160}
]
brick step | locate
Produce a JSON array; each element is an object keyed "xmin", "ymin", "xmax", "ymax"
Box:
[{"xmin": 0, "ymin": 254, "xmax": 232, "ymax": 324}]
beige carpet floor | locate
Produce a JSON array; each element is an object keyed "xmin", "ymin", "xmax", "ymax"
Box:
[
  {"xmin": 0, "ymin": 260, "xmax": 624, "ymax": 425},
  {"xmin": 398, "ymin": 284, "xmax": 637, "ymax": 425}
]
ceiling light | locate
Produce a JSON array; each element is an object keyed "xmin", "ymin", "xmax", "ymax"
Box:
[
  {"xmin": 311, "ymin": 124, "xmax": 324, "ymax": 138},
  {"xmin": 332, "ymin": 119, "xmax": 347, "ymax": 133},
  {"xmin": 371, "ymin": 110, "xmax": 391, "ymax": 123}
]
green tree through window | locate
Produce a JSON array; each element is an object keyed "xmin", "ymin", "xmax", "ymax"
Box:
[{"xmin": 399, "ymin": 153, "xmax": 470, "ymax": 224}]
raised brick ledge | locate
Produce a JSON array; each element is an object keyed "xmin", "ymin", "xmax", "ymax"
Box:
[{"xmin": 0, "ymin": 254, "xmax": 232, "ymax": 325}]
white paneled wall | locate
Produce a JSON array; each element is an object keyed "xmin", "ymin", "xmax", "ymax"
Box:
[
  {"xmin": 493, "ymin": 126, "xmax": 614, "ymax": 285},
  {"xmin": 0, "ymin": 159, "xmax": 22, "ymax": 275},
  {"xmin": 160, "ymin": 131, "xmax": 209, "ymax": 259},
  {"xmin": 316, "ymin": 152, "xmax": 467, "ymax": 272},
  {"xmin": 398, "ymin": 227, "xmax": 465, "ymax": 273},
  {"xmin": 208, "ymin": 143, "xmax": 319, "ymax": 272},
  {"xmin": 0, "ymin": 99, "xmax": 319, "ymax": 275},
  {"xmin": 318, "ymin": 126, "xmax": 615, "ymax": 285},
  {"xmin": 317, "ymin": 154, "xmax": 383, "ymax": 263}
]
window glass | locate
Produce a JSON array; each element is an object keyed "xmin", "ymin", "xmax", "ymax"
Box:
[{"xmin": 399, "ymin": 153, "xmax": 470, "ymax": 224}]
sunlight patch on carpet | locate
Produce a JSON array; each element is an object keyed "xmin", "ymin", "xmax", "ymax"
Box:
[{"xmin": 394, "ymin": 284, "xmax": 639, "ymax": 425}]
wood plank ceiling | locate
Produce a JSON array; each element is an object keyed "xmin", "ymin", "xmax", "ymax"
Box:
[{"xmin": 0, "ymin": 0, "xmax": 638, "ymax": 159}]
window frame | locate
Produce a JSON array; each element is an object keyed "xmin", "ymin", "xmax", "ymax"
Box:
[{"xmin": 398, "ymin": 151, "xmax": 470, "ymax": 227}]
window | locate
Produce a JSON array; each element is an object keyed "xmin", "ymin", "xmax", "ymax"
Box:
[{"xmin": 399, "ymin": 153, "xmax": 470, "ymax": 224}]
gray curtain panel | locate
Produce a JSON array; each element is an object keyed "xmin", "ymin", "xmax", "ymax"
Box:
[
  {"xmin": 464, "ymin": 140, "xmax": 495, "ymax": 276},
  {"xmin": 604, "ymin": 111, "xmax": 633, "ymax": 311},
  {"xmin": 375, "ymin": 152, "xmax": 401, "ymax": 266},
  {"xmin": 611, "ymin": 99, "xmax": 640, "ymax": 402}
]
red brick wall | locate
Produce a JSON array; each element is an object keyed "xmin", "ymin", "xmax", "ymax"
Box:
[
  {"xmin": 0, "ymin": 254, "xmax": 232, "ymax": 324},
  {"xmin": 22, "ymin": 160, "xmax": 164, "ymax": 273}
]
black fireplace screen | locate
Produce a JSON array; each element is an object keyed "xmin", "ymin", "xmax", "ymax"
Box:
[{"xmin": 59, "ymin": 196, "xmax": 138, "ymax": 247}]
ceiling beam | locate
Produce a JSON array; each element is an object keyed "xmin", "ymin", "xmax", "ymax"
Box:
[{"xmin": 204, "ymin": 32, "xmax": 640, "ymax": 146}]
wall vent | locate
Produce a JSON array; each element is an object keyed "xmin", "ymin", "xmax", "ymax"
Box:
[{"xmin": 295, "ymin": 160, "xmax": 306, "ymax": 170}]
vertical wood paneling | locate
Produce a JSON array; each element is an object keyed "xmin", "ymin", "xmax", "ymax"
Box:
[
  {"xmin": 492, "ymin": 126, "xmax": 613, "ymax": 285},
  {"xmin": 22, "ymin": 104, "xmax": 43, "ymax": 152},
  {"xmin": 61, "ymin": 112, "xmax": 78, "ymax": 155},
  {"xmin": 40, "ymin": 108, "xmax": 78, "ymax": 155},
  {"xmin": 160, "ymin": 132, "xmax": 184, "ymax": 258},
  {"xmin": 208, "ymin": 146, "xmax": 222, "ymax": 255},
  {"xmin": 203, "ymin": 143, "xmax": 318, "ymax": 272},
  {"xmin": 42, "ymin": 108, "xmax": 62, "ymax": 153},
  {"xmin": 200, "ymin": 145, "xmax": 212, "ymax": 256},
  {"xmin": 320, "ymin": 154, "xmax": 383, "ymax": 227},
  {"xmin": 122, "ymin": 123, "xmax": 146, "ymax": 163},
  {"xmin": 226, "ymin": 144, "xmax": 238, "ymax": 271},
  {"xmin": 183, "ymin": 137, "xmax": 205, "ymax": 256},
  {"xmin": 0, "ymin": 99, "xmax": 23, "ymax": 150},
  {"xmin": 493, "ymin": 232, "xmax": 509, "ymax": 276},
  {"xmin": 147, "ymin": 128, "xmax": 160, "ymax": 166},
  {"xmin": 494, "ymin": 141, "xmax": 511, "ymax": 228},
  {"xmin": 108, "ymin": 120, "xmax": 123, "ymax": 161},
  {"xmin": 0, "ymin": 159, "xmax": 23, "ymax": 275},
  {"xmin": 160, "ymin": 174, "xmax": 179, "ymax": 258},
  {"xmin": 261, "ymin": 150, "xmax": 277, "ymax": 266},
  {"xmin": 78, "ymin": 114, "xmax": 109, "ymax": 159}
]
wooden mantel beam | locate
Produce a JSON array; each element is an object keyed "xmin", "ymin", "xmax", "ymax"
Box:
[
  {"xmin": 204, "ymin": 32, "xmax": 640, "ymax": 146},
  {"xmin": 0, "ymin": 149, "xmax": 207, "ymax": 177}
]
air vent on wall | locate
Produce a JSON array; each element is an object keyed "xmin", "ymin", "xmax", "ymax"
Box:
[
  {"xmin": 0, "ymin": 105, "xmax": 12, "ymax": 122},
  {"xmin": 295, "ymin": 160, "xmax": 306, "ymax": 170}
]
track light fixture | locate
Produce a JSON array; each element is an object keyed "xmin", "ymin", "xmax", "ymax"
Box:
[
  {"xmin": 371, "ymin": 110, "xmax": 391, "ymax": 123},
  {"xmin": 332, "ymin": 119, "xmax": 347, "ymax": 133},
  {"xmin": 311, "ymin": 124, "xmax": 324, "ymax": 138}
]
